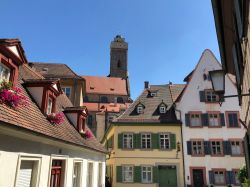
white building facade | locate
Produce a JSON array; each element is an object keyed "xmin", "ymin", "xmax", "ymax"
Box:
[{"xmin": 176, "ymin": 50, "xmax": 245, "ymax": 187}]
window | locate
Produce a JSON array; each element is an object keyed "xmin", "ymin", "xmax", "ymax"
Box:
[
  {"xmin": 122, "ymin": 166, "xmax": 133, "ymax": 182},
  {"xmin": 137, "ymin": 105, "xmax": 144, "ymax": 114},
  {"xmin": 72, "ymin": 162, "xmax": 81, "ymax": 187},
  {"xmin": 87, "ymin": 162, "xmax": 93, "ymax": 187},
  {"xmin": 208, "ymin": 113, "xmax": 220, "ymax": 127},
  {"xmin": 88, "ymin": 115, "xmax": 93, "ymax": 127},
  {"xmin": 16, "ymin": 160, "xmax": 39, "ymax": 187},
  {"xmin": 50, "ymin": 160, "xmax": 64, "ymax": 187},
  {"xmin": 159, "ymin": 106, "xmax": 166, "ymax": 114},
  {"xmin": 191, "ymin": 140, "xmax": 204, "ymax": 156},
  {"xmin": 141, "ymin": 166, "xmax": 152, "ymax": 183},
  {"xmin": 0, "ymin": 63, "xmax": 11, "ymax": 82},
  {"xmin": 83, "ymin": 96, "xmax": 89, "ymax": 102},
  {"xmin": 61, "ymin": 87, "xmax": 71, "ymax": 98},
  {"xmin": 211, "ymin": 141, "xmax": 223, "ymax": 155},
  {"xmin": 227, "ymin": 112, "xmax": 239, "ymax": 127},
  {"xmin": 159, "ymin": 133, "xmax": 170, "ymax": 149},
  {"xmin": 205, "ymin": 90, "xmax": 219, "ymax": 102},
  {"xmin": 100, "ymin": 96, "xmax": 108, "ymax": 103},
  {"xmin": 190, "ymin": 113, "xmax": 201, "ymax": 127},
  {"xmin": 141, "ymin": 133, "xmax": 151, "ymax": 149},
  {"xmin": 231, "ymin": 140, "xmax": 243, "ymax": 155},
  {"xmin": 117, "ymin": 97, "xmax": 124, "ymax": 103},
  {"xmin": 150, "ymin": 92, "xmax": 157, "ymax": 97},
  {"xmin": 123, "ymin": 133, "xmax": 133, "ymax": 149},
  {"xmin": 214, "ymin": 170, "xmax": 226, "ymax": 185},
  {"xmin": 47, "ymin": 97, "xmax": 53, "ymax": 114}
]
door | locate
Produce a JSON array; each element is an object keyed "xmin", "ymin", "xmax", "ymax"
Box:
[
  {"xmin": 159, "ymin": 166, "xmax": 177, "ymax": 187},
  {"xmin": 192, "ymin": 169, "xmax": 205, "ymax": 187}
]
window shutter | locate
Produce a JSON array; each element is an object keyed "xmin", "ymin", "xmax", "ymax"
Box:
[
  {"xmin": 223, "ymin": 141, "xmax": 231, "ymax": 155},
  {"xmin": 187, "ymin": 141, "xmax": 192, "ymax": 155},
  {"xmin": 170, "ymin": 134, "xmax": 176, "ymax": 149},
  {"xmin": 152, "ymin": 133, "xmax": 159, "ymax": 149},
  {"xmin": 220, "ymin": 113, "xmax": 225, "ymax": 126},
  {"xmin": 231, "ymin": 171, "xmax": 236, "ymax": 185},
  {"xmin": 199, "ymin": 91, "xmax": 206, "ymax": 102},
  {"xmin": 153, "ymin": 166, "xmax": 158, "ymax": 183},
  {"xmin": 116, "ymin": 166, "xmax": 122, "ymax": 182},
  {"xmin": 16, "ymin": 161, "xmax": 34, "ymax": 187},
  {"xmin": 234, "ymin": 0, "xmax": 243, "ymax": 38},
  {"xmin": 201, "ymin": 113, "xmax": 209, "ymax": 126},
  {"xmin": 226, "ymin": 171, "xmax": 232, "ymax": 184},
  {"xmin": 134, "ymin": 166, "xmax": 141, "ymax": 183},
  {"xmin": 185, "ymin": 114, "xmax": 190, "ymax": 126},
  {"xmin": 135, "ymin": 133, "xmax": 141, "ymax": 149},
  {"xmin": 209, "ymin": 171, "xmax": 215, "ymax": 184},
  {"xmin": 118, "ymin": 133, "xmax": 123, "ymax": 149},
  {"xmin": 204, "ymin": 141, "xmax": 211, "ymax": 155}
]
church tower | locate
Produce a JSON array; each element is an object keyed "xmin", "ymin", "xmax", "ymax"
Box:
[{"xmin": 110, "ymin": 35, "xmax": 128, "ymax": 79}]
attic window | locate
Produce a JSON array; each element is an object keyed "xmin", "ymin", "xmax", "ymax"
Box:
[
  {"xmin": 0, "ymin": 63, "xmax": 11, "ymax": 82},
  {"xmin": 159, "ymin": 106, "xmax": 166, "ymax": 114},
  {"xmin": 137, "ymin": 105, "xmax": 144, "ymax": 114},
  {"xmin": 150, "ymin": 92, "xmax": 157, "ymax": 97}
]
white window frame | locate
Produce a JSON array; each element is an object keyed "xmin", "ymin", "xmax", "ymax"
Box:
[
  {"xmin": 122, "ymin": 165, "xmax": 133, "ymax": 183},
  {"xmin": 159, "ymin": 106, "xmax": 166, "ymax": 114},
  {"xmin": 141, "ymin": 166, "xmax": 152, "ymax": 183},
  {"xmin": 190, "ymin": 113, "xmax": 201, "ymax": 127},
  {"xmin": 141, "ymin": 133, "xmax": 151, "ymax": 149},
  {"xmin": 214, "ymin": 170, "xmax": 226, "ymax": 185},
  {"xmin": 123, "ymin": 133, "xmax": 133, "ymax": 149},
  {"xmin": 62, "ymin": 87, "xmax": 71, "ymax": 98},
  {"xmin": 47, "ymin": 97, "xmax": 53, "ymax": 115},
  {"xmin": 98, "ymin": 163, "xmax": 104, "ymax": 187},
  {"xmin": 231, "ymin": 141, "xmax": 242, "ymax": 155},
  {"xmin": 211, "ymin": 141, "xmax": 223, "ymax": 155},
  {"xmin": 72, "ymin": 160, "xmax": 82, "ymax": 187},
  {"xmin": 205, "ymin": 90, "xmax": 219, "ymax": 102},
  {"xmin": 137, "ymin": 105, "xmax": 144, "ymax": 114},
  {"xmin": 159, "ymin": 133, "xmax": 170, "ymax": 149},
  {"xmin": 0, "ymin": 62, "xmax": 11, "ymax": 82},
  {"xmin": 191, "ymin": 140, "xmax": 204, "ymax": 155},
  {"xmin": 15, "ymin": 156, "xmax": 42, "ymax": 187},
  {"xmin": 87, "ymin": 162, "xmax": 94, "ymax": 187},
  {"xmin": 208, "ymin": 113, "xmax": 220, "ymax": 127}
]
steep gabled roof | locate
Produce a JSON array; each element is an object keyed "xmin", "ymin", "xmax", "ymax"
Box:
[
  {"xmin": 0, "ymin": 64, "xmax": 106, "ymax": 153},
  {"xmin": 31, "ymin": 62, "xmax": 82, "ymax": 79},
  {"xmin": 115, "ymin": 84, "xmax": 185, "ymax": 124},
  {"xmin": 82, "ymin": 76, "xmax": 128, "ymax": 95}
]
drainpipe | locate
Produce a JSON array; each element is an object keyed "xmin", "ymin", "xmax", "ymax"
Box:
[{"xmin": 174, "ymin": 103, "xmax": 186, "ymax": 187}]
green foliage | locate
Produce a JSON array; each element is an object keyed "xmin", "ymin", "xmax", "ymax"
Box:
[
  {"xmin": 238, "ymin": 165, "xmax": 248, "ymax": 183},
  {"xmin": 0, "ymin": 80, "xmax": 12, "ymax": 91},
  {"xmin": 242, "ymin": 179, "xmax": 250, "ymax": 187}
]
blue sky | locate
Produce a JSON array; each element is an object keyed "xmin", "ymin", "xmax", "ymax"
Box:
[{"xmin": 1, "ymin": 0, "xmax": 220, "ymax": 99}]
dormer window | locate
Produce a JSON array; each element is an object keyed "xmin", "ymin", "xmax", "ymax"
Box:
[
  {"xmin": 0, "ymin": 63, "xmax": 11, "ymax": 82},
  {"xmin": 159, "ymin": 106, "xmax": 166, "ymax": 114},
  {"xmin": 150, "ymin": 92, "xmax": 157, "ymax": 97},
  {"xmin": 62, "ymin": 87, "xmax": 71, "ymax": 98},
  {"xmin": 47, "ymin": 97, "xmax": 53, "ymax": 114},
  {"xmin": 137, "ymin": 105, "xmax": 144, "ymax": 114}
]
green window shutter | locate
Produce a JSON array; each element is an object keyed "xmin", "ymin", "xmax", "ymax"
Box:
[
  {"xmin": 199, "ymin": 91, "xmax": 206, "ymax": 102},
  {"xmin": 153, "ymin": 166, "xmax": 158, "ymax": 183},
  {"xmin": 201, "ymin": 113, "xmax": 209, "ymax": 126},
  {"xmin": 170, "ymin": 133, "xmax": 176, "ymax": 149},
  {"xmin": 118, "ymin": 133, "xmax": 123, "ymax": 149},
  {"xmin": 134, "ymin": 166, "xmax": 141, "ymax": 183},
  {"xmin": 209, "ymin": 171, "xmax": 215, "ymax": 184},
  {"xmin": 185, "ymin": 114, "xmax": 190, "ymax": 126},
  {"xmin": 152, "ymin": 133, "xmax": 159, "ymax": 149},
  {"xmin": 220, "ymin": 113, "xmax": 225, "ymax": 126},
  {"xmin": 116, "ymin": 166, "xmax": 122, "ymax": 183},
  {"xmin": 135, "ymin": 133, "xmax": 141, "ymax": 149},
  {"xmin": 187, "ymin": 141, "xmax": 192, "ymax": 155}
]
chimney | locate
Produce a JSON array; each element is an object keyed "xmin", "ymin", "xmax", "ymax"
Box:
[{"xmin": 144, "ymin": 81, "xmax": 149, "ymax": 89}]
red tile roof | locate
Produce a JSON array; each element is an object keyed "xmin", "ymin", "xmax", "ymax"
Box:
[
  {"xmin": 82, "ymin": 76, "xmax": 128, "ymax": 95},
  {"xmin": 0, "ymin": 65, "xmax": 106, "ymax": 153}
]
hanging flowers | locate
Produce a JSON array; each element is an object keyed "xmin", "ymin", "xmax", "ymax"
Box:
[
  {"xmin": 81, "ymin": 130, "xmax": 93, "ymax": 139},
  {"xmin": 0, "ymin": 81, "xmax": 29, "ymax": 109},
  {"xmin": 47, "ymin": 112, "xmax": 65, "ymax": 125}
]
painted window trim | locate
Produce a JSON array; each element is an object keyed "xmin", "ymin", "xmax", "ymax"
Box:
[
  {"xmin": 61, "ymin": 87, "xmax": 72, "ymax": 98},
  {"xmin": 207, "ymin": 111, "xmax": 222, "ymax": 128},
  {"xmin": 204, "ymin": 89, "xmax": 220, "ymax": 103},
  {"xmin": 159, "ymin": 132, "xmax": 171, "ymax": 150},
  {"xmin": 122, "ymin": 133, "xmax": 134, "ymax": 149},
  {"xmin": 211, "ymin": 168, "xmax": 227, "ymax": 185},
  {"xmin": 87, "ymin": 161, "xmax": 94, "ymax": 187},
  {"xmin": 141, "ymin": 165, "xmax": 153, "ymax": 184},
  {"xmin": 72, "ymin": 160, "xmax": 83, "ymax": 187},
  {"xmin": 210, "ymin": 139, "xmax": 224, "ymax": 157},
  {"xmin": 141, "ymin": 133, "xmax": 152, "ymax": 149},
  {"xmin": 122, "ymin": 165, "xmax": 134, "ymax": 183},
  {"xmin": 15, "ymin": 155, "xmax": 42, "ymax": 187},
  {"xmin": 190, "ymin": 139, "xmax": 205, "ymax": 156},
  {"xmin": 225, "ymin": 111, "xmax": 241, "ymax": 128},
  {"xmin": 229, "ymin": 139, "xmax": 244, "ymax": 156},
  {"xmin": 189, "ymin": 111, "xmax": 202, "ymax": 128}
]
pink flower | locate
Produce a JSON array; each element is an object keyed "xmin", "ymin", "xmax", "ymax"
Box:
[
  {"xmin": 47, "ymin": 112, "xmax": 65, "ymax": 125},
  {"xmin": 83, "ymin": 130, "xmax": 93, "ymax": 139}
]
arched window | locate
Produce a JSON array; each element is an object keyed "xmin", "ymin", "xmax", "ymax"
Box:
[
  {"xmin": 100, "ymin": 96, "xmax": 108, "ymax": 103},
  {"xmin": 117, "ymin": 60, "xmax": 121, "ymax": 68},
  {"xmin": 117, "ymin": 97, "xmax": 124, "ymax": 103}
]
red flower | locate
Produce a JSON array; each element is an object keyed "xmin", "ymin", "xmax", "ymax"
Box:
[{"xmin": 47, "ymin": 112, "xmax": 65, "ymax": 125}]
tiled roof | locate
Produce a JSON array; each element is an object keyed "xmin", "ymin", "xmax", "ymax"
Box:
[
  {"xmin": 83, "ymin": 102, "xmax": 131, "ymax": 113},
  {"xmin": 82, "ymin": 76, "xmax": 128, "ymax": 95},
  {"xmin": 31, "ymin": 62, "xmax": 82, "ymax": 79},
  {"xmin": 115, "ymin": 84, "xmax": 185, "ymax": 123},
  {"xmin": 0, "ymin": 65, "xmax": 106, "ymax": 153}
]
